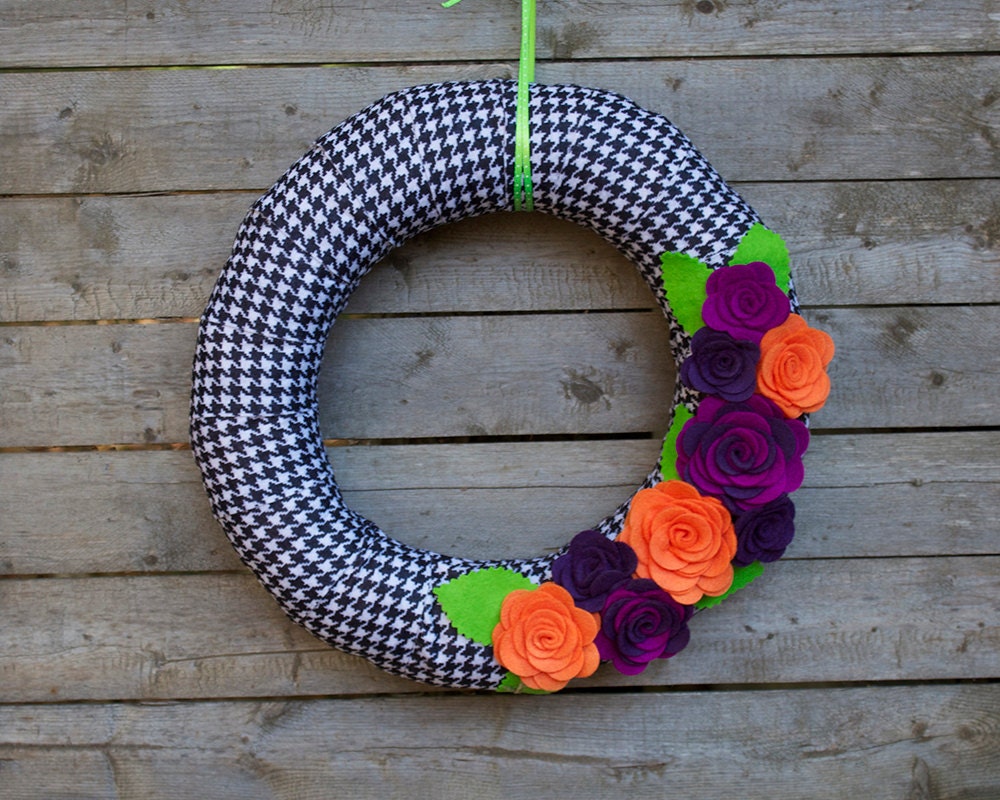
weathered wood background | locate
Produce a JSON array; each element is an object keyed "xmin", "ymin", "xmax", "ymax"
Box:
[{"xmin": 2, "ymin": 1, "xmax": 998, "ymax": 797}]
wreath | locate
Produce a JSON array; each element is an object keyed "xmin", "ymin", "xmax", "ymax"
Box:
[{"xmin": 190, "ymin": 77, "xmax": 833, "ymax": 692}]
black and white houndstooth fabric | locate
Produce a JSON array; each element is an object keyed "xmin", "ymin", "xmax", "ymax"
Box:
[{"xmin": 190, "ymin": 80, "xmax": 764, "ymax": 689}]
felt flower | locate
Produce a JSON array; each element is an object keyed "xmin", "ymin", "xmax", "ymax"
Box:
[
  {"xmin": 756, "ymin": 314, "xmax": 835, "ymax": 417},
  {"xmin": 676, "ymin": 395, "xmax": 809, "ymax": 511},
  {"xmin": 680, "ymin": 326, "xmax": 761, "ymax": 401},
  {"xmin": 595, "ymin": 579, "xmax": 694, "ymax": 675},
  {"xmin": 618, "ymin": 480, "xmax": 736, "ymax": 605},
  {"xmin": 733, "ymin": 495, "xmax": 796, "ymax": 566},
  {"xmin": 492, "ymin": 582, "xmax": 600, "ymax": 692},
  {"xmin": 551, "ymin": 529, "xmax": 639, "ymax": 612},
  {"xmin": 702, "ymin": 261, "xmax": 790, "ymax": 343}
]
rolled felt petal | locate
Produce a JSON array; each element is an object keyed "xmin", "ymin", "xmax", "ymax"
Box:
[
  {"xmin": 681, "ymin": 326, "xmax": 761, "ymax": 401},
  {"xmin": 551, "ymin": 529, "xmax": 639, "ymax": 612},
  {"xmin": 493, "ymin": 582, "xmax": 600, "ymax": 691},
  {"xmin": 733, "ymin": 495, "xmax": 796, "ymax": 566},
  {"xmin": 702, "ymin": 261, "xmax": 790, "ymax": 343},
  {"xmin": 677, "ymin": 395, "xmax": 809, "ymax": 511},
  {"xmin": 756, "ymin": 314, "xmax": 835, "ymax": 417},
  {"xmin": 595, "ymin": 579, "xmax": 693, "ymax": 675},
  {"xmin": 618, "ymin": 481, "xmax": 737, "ymax": 605}
]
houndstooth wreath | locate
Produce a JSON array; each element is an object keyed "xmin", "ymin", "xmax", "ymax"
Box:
[{"xmin": 190, "ymin": 78, "xmax": 834, "ymax": 693}]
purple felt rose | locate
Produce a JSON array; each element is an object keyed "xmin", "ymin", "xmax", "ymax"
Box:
[
  {"xmin": 676, "ymin": 395, "xmax": 809, "ymax": 511},
  {"xmin": 595, "ymin": 579, "xmax": 693, "ymax": 675},
  {"xmin": 703, "ymin": 262, "xmax": 790, "ymax": 343},
  {"xmin": 551, "ymin": 530, "xmax": 638, "ymax": 612},
  {"xmin": 681, "ymin": 327, "xmax": 761, "ymax": 402},
  {"xmin": 733, "ymin": 495, "xmax": 796, "ymax": 566}
]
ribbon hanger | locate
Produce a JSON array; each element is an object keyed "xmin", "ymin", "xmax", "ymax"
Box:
[{"xmin": 443, "ymin": 0, "xmax": 536, "ymax": 211}]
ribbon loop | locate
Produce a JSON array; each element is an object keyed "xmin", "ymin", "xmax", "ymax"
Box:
[
  {"xmin": 443, "ymin": 0, "xmax": 536, "ymax": 211},
  {"xmin": 513, "ymin": 0, "xmax": 536, "ymax": 211}
]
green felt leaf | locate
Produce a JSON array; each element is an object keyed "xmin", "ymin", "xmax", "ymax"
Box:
[
  {"xmin": 433, "ymin": 568, "xmax": 536, "ymax": 645},
  {"xmin": 496, "ymin": 671, "xmax": 551, "ymax": 694},
  {"xmin": 660, "ymin": 251, "xmax": 712, "ymax": 335},
  {"xmin": 729, "ymin": 223, "xmax": 791, "ymax": 293},
  {"xmin": 659, "ymin": 403, "xmax": 694, "ymax": 480},
  {"xmin": 695, "ymin": 561, "xmax": 765, "ymax": 609}
]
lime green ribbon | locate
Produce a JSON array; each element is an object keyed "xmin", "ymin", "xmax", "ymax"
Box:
[{"xmin": 443, "ymin": 0, "xmax": 536, "ymax": 211}]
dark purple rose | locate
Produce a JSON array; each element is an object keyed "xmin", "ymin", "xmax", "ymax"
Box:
[
  {"xmin": 595, "ymin": 579, "xmax": 693, "ymax": 675},
  {"xmin": 703, "ymin": 262, "xmax": 790, "ymax": 343},
  {"xmin": 551, "ymin": 530, "xmax": 638, "ymax": 612},
  {"xmin": 676, "ymin": 395, "xmax": 809, "ymax": 511},
  {"xmin": 681, "ymin": 327, "xmax": 761, "ymax": 401},
  {"xmin": 733, "ymin": 495, "xmax": 796, "ymax": 566}
]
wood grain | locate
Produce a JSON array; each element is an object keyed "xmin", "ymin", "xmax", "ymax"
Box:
[
  {"xmin": 0, "ymin": 312, "xmax": 674, "ymax": 447},
  {"xmin": 4, "ymin": 56, "xmax": 997, "ymax": 194},
  {"xmin": 2, "ymin": 432, "xmax": 998, "ymax": 575},
  {"xmin": 2, "ymin": 179, "xmax": 998, "ymax": 322},
  {"xmin": 1, "ymin": 556, "xmax": 997, "ymax": 702},
  {"xmin": 3, "ymin": 0, "xmax": 997, "ymax": 68},
  {"xmin": 1, "ymin": 304, "xmax": 996, "ymax": 447},
  {"xmin": 2, "ymin": 684, "xmax": 997, "ymax": 799}
]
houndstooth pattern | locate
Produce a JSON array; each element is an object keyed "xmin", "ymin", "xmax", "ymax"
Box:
[{"xmin": 190, "ymin": 80, "xmax": 763, "ymax": 689}]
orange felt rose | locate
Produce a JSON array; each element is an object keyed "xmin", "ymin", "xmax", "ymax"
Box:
[
  {"xmin": 618, "ymin": 481, "xmax": 736, "ymax": 605},
  {"xmin": 756, "ymin": 314, "xmax": 835, "ymax": 418},
  {"xmin": 492, "ymin": 582, "xmax": 600, "ymax": 692}
]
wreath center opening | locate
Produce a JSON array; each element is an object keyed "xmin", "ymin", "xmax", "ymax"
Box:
[{"xmin": 316, "ymin": 212, "xmax": 677, "ymax": 561}]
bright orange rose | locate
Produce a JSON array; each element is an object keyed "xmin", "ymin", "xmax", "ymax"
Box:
[
  {"xmin": 492, "ymin": 582, "xmax": 600, "ymax": 692},
  {"xmin": 618, "ymin": 481, "xmax": 736, "ymax": 605},
  {"xmin": 756, "ymin": 314, "xmax": 835, "ymax": 418}
]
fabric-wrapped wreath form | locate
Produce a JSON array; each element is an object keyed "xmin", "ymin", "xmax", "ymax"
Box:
[{"xmin": 190, "ymin": 80, "xmax": 834, "ymax": 692}]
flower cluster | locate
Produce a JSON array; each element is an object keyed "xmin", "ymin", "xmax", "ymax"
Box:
[
  {"xmin": 435, "ymin": 232, "xmax": 834, "ymax": 694},
  {"xmin": 488, "ymin": 530, "xmax": 697, "ymax": 690},
  {"xmin": 672, "ymin": 260, "xmax": 831, "ymax": 566},
  {"xmin": 676, "ymin": 262, "xmax": 832, "ymax": 512}
]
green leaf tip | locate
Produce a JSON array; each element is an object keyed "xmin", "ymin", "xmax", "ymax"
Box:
[
  {"xmin": 729, "ymin": 224, "xmax": 791, "ymax": 293},
  {"xmin": 496, "ymin": 671, "xmax": 551, "ymax": 694},
  {"xmin": 695, "ymin": 561, "xmax": 765, "ymax": 609},
  {"xmin": 660, "ymin": 404, "xmax": 694, "ymax": 481},
  {"xmin": 660, "ymin": 251, "xmax": 712, "ymax": 335},
  {"xmin": 434, "ymin": 567, "xmax": 536, "ymax": 645}
]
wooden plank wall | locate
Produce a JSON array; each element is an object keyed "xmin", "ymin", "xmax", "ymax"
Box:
[{"xmin": 1, "ymin": 1, "xmax": 998, "ymax": 797}]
